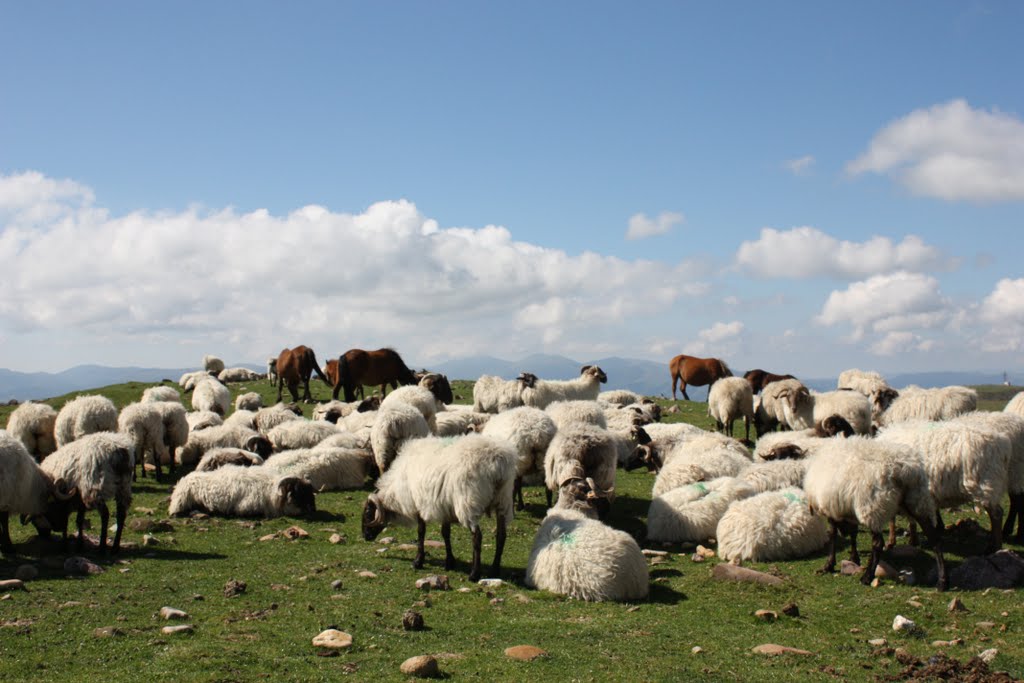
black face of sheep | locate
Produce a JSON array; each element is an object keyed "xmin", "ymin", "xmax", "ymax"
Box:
[
  {"xmin": 279, "ymin": 478, "xmax": 317, "ymax": 515},
  {"xmin": 875, "ymin": 387, "xmax": 900, "ymax": 412},
  {"xmin": 356, "ymin": 396, "xmax": 380, "ymax": 412},
  {"xmin": 361, "ymin": 495, "xmax": 388, "ymax": 541},
  {"xmin": 581, "ymin": 365, "xmax": 608, "ymax": 383},
  {"xmin": 421, "ymin": 373, "xmax": 454, "ymax": 405},
  {"xmin": 763, "ymin": 444, "xmax": 806, "ymax": 461},
  {"xmin": 624, "ymin": 444, "xmax": 661, "ymax": 472},
  {"xmin": 246, "ymin": 435, "xmax": 273, "ymax": 460},
  {"xmin": 816, "ymin": 415, "xmax": 855, "ymax": 438},
  {"xmin": 517, "ymin": 372, "xmax": 538, "ymax": 389}
]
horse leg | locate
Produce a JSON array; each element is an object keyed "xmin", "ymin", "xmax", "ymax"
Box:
[
  {"xmin": 671, "ymin": 372, "xmax": 678, "ymax": 400},
  {"xmin": 276, "ymin": 374, "xmax": 284, "ymax": 403},
  {"xmin": 287, "ymin": 381, "xmax": 300, "ymax": 403},
  {"xmin": 681, "ymin": 382, "xmax": 690, "ymax": 401}
]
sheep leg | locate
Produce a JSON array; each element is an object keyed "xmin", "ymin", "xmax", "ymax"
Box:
[
  {"xmin": 545, "ymin": 488, "xmax": 552, "ymax": 508},
  {"xmin": 413, "ymin": 517, "xmax": 426, "ymax": 570},
  {"xmin": 96, "ymin": 500, "xmax": 110, "ymax": 555},
  {"xmin": 1001, "ymin": 493, "xmax": 1019, "ymax": 540},
  {"xmin": 468, "ymin": 526, "xmax": 483, "ymax": 582},
  {"xmin": 819, "ymin": 520, "xmax": 839, "ymax": 574},
  {"xmin": 842, "ymin": 520, "xmax": 860, "ymax": 566},
  {"xmin": 915, "ymin": 510, "xmax": 947, "ymax": 591},
  {"xmin": 886, "ymin": 519, "xmax": 897, "ymax": 550},
  {"xmin": 75, "ymin": 507, "xmax": 87, "ymax": 552},
  {"xmin": 491, "ymin": 513, "xmax": 507, "ymax": 578},
  {"xmin": 985, "ymin": 503, "xmax": 1004, "ymax": 555},
  {"xmin": 513, "ymin": 477, "xmax": 525, "ymax": 511},
  {"xmin": 0, "ymin": 511, "xmax": 12, "ymax": 554},
  {"xmin": 441, "ymin": 522, "xmax": 456, "ymax": 569},
  {"xmin": 743, "ymin": 416, "xmax": 750, "ymax": 442},
  {"xmin": 907, "ymin": 519, "xmax": 919, "ymax": 547},
  {"xmin": 860, "ymin": 531, "xmax": 884, "ymax": 586},
  {"xmin": 112, "ymin": 498, "xmax": 127, "ymax": 554},
  {"xmin": 276, "ymin": 376, "xmax": 284, "ymax": 403}
]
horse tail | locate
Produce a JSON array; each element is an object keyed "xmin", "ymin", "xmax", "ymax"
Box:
[
  {"xmin": 719, "ymin": 360, "xmax": 733, "ymax": 378},
  {"xmin": 309, "ymin": 349, "xmax": 329, "ymax": 384}
]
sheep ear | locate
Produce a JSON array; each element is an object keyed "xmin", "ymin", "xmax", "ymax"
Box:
[{"xmin": 580, "ymin": 365, "xmax": 592, "ymax": 375}]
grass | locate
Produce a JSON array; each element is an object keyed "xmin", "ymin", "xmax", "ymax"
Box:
[{"xmin": 1, "ymin": 379, "xmax": 1023, "ymax": 682}]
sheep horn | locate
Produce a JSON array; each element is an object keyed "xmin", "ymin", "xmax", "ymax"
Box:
[{"xmin": 53, "ymin": 478, "xmax": 78, "ymax": 501}]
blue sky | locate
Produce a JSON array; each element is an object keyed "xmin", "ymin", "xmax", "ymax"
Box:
[{"xmin": 1, "ymin": 2, "xmax": 1022, "ymax": 380}]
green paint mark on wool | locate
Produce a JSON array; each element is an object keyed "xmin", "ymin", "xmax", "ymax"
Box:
[
  {"xmin": 690, "ymin": 482, "xmax": 709, "ymax": 495},
  {"xmin": 559, "ymin": 531, "xmax": 577, "ymax": 546},
  {"xmin": 782, "ymin": 492, "xmax": 805, "ymax": 505}
]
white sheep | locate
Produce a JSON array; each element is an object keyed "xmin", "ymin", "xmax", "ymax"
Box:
[
  {"xmin": 953, "ymin": 410, "xmax": 1024, "ymax": 542},
  {"xmin": 191, "ymin": 377, "xmax": 231, "ymax": 416},
  {"xmin": 521, "ymin": 366, "xmax": 608, "ymax": 410},
  {"xmin": 598, "ymin": 389, "xmax": 643, "ymax": 407},
  {"xmin": 481, "ymin": 406, "xmax": 558, "ymax": 509},
  {"xmin": 545, "ymin": 400, "xmax": 608, "ymax": 431},
  {"xmin": 380, "ymin": 385, "xmax": 440, "ymax": 433},
  {"xmin": 649, "ymin": 435, "xmax": 751, "ymax": 498},
  {"xmin": 716, "ymin": 487, "xmax": 829, "ymax": 562},
  {"xmin": 218, "ymin": 367, "xmax": 262, "ymax": 383},
  {"xmin": 264, "ymin": 446, "xmax": 375, "ymax": 491},
  {"xmin": 39, "ymin": 432, "xmax": 135, "ymax": 554},
  {"xmin": 472, "ymin": 374, "xmax": 534, "ymax": 413},
  {"xmin": 235, "ymin": 392, "xmax": 263, "ymax": 412},
  {"xmin": 223, "ymin": 409, "xmax": 258, "ymax": 431},
  {"xmin": 435, "ymin": 410, "xmax": 491, "ymax": 437},
  {"xmin": 526, "ymin": 506, "xmax": 649, "ymax": 602},
  {"xmin": 646, "ymin": 476, "xmax": 756, "ymax": 544},
  {"xmin": 736, "ymin": 459, "xmax": 810, "ymax": 493},
  {"xmin": 543, "ymin": 425, "xmax": 618, "ymax": 510},
  {"xmin": 169, "ymin": 465, "xmax": 316, "ymax": 518},
  {"xmin": 315, "ymin": 431, "xmax": 371, "ymax": 451},
  {"xmin": 195, "ymin": 447, "xmax": 265, "ymax": 472},
  {"xmin": 804, "ymin": 435, "xmax": 947, "ymax": 590},
  {"xmin": 754, "ymin": 378, "xmax": 811, "ymax": 435},
  {"xmin": 187, "ymin": 410, "xmax": 224, "ymax": 432},
  {"xmin": 179, "ymin": 370, "xmax": 214, "ymax": 392},
  {"xmin": 266, "ymin": 357, "xmax": 278, "ymax": 385},
  {"xmin": 118, "ymin": 402, "xmax": 174, "ymax": 481},
  {"xmin": 369, "ymin": 402, "xmax": 431, "ymax": 473},
  {"xmin": 837, "ymin": 368, "xmax": 899, "ymax": 423},
  {"xmin": 141, "ymin": 385, "xmax": 181, "ymax": 403},
  {"xmin": 54, "ymin": 395, "xmax": 119, "ymax": 448},
  {"xmin": 602, "ymin": 405, "xmax": 649, "ymax": 433},
  {"xmin": 877, "ymin": 419, "xmax": 1010, "ymax": 552},
  {"xmin": 176, "ymin": 424, "xmax": 273, "ymax": 469},
  {"xmin": 707, "ymin": 376, "xmax": 754, "ymax": 440},
  {"xmin": 5, "ymin": 401, "xmax": 58, "ymax": 461},
  {"xmin": 203, "ymin": 355, "xmax": 225, "ymax": 375},
  {"xmin": 0, "ymin": 432, "xmax": 62, "ymax": 553},
  {"xmin": 267, "ymin": 419, "xmax": 342, "ymax": 452},
  {"xmin": 1005, "ymin": 391, "xmax": 1024, "ymax": 419},
  {"xmin": 878, "ymin": 385, "xmax": 978, "ymax": 426},
  {"xmin": 253, "ymin": 403, "xmax": 303, "ymax": 434},
  {"xmin": 361, "ymin": 433, "xmax": 518, "ymax": 581},
  {"xmin": 810, "ymin": 390, "xmax": 872, "ymax": 435},
  {"xmin": 752, "ymin": 419, "xmax": 854, "ymax": 462}
]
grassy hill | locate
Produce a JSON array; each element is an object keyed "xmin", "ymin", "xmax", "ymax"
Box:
[{"xmin": 1, "ymin": 380, "xmax": 1021, "ymax": 682}]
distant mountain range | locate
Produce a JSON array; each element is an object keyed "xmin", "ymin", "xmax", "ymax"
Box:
[{"xmin": 1, "ymin": 357, "xmax": 1019, "ymax": 403}]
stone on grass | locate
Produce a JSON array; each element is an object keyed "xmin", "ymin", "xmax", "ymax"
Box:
[
  {"xmin": 93, "ymin": 626, "xmax": 124, "ymax": 638},
  {"xmin": 224, "ymin": 579, "xmax": 247, "ymax": 597},
  {"xmin": 948, "ymin": 597, "xmax": 968, "ymax": 613},
  {"xmin": 978, "ymin": 648, "xmax": 998, "ymax": 664},
  {"xmin": 160, "ymin": 607, "xmax": 188, "ymax": 620},
  {"xmin": 868, "ymin": 638, "xmax": 887, "ymax": 647},
  {"xmin": 0, "ymin": 579, "xmax": 27, "ymax": 592},
  {"xmin": 892, "ymin": 615, "xmax": 917, "ymax": 632},
  {"xmin": 711, "ymin": 563, "xmax": 784, "ymax": 586},
  {"xmin": 478, "ymin": 578, "xmax": 503, "ymax": 588},
  {"xmin": 403, "ymin": 610, "xmax": 425, "ymax": 631},
  {"xmin": 64, "ymin": 556, "xmax": 104, "ymax": 576},
  {"xmin": 258, "ymin": 533, "xmax": 277, "ymax": 542},
  {"xmin": 781, "ymin": 602, "xmax": 800, "ymax": 618},
  {"xmin": 754, "ymin": 610, "xmax": 777, "ymax": 622},
  {"xmin": 400, "ymin": 655, "xmax": 441, "ymax": 678},
  {"xmin": 424, "ymin": 540, "xmax": 444, "ymax": 549},
  {"xmin": 840, "ymin": 560, "xmax": 862, "ymax": 576},
  {"xmin": 328, "ymin": 534, "xmax": 344, "ymax": 544},
  {"xmin": 282, "ymin": 526, "xmax": 309, "ymax": 540},
  {"xmin": 358, "ymin": 571, "xmax": 377, "ymax": 579},
  {"xmin": 415, "ymin": 575, "xmax": 450, "ymax": 591},
  {"xmin": 504, "ymin": 645, "xmax": 548, "ymax": 661},
  {"xmin": 162, "ymin": 624, "xmax": 194, "ymax": 635},
  {"xmin": 751, "ymin": 644, "xmax": 812, "ymax": 656},
  {"xmin": 312, "ymin": 629, "xmax": 353, "ymax": 649},
  {"xmin": 331, "ymin": 580, "xmax": 343, "ymax": 591}
]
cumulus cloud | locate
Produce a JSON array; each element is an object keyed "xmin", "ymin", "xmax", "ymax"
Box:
[
  {"xmin": 682, "ymin": 321, "xmax": 744, "ymax": 357},
  {"xmin": 847, "ymin": 99, "xmax": 1024, "ymax": 202},
  {"xmin": 735, "ymin": 227, "xmax": 955, "ymax": 280},
  {"xmin": 870, "ymin": 331, "xmax": 936, "ymax": 356},
  {"xmin": 978, "ymin": 278, "xmax": 1024, "ymax": 352},
  {"xmin": 815, "ymin": 272, "xmax": 952, "ymax": 341},
  {"xmin": 0, "ymin": 171, "xmax": 711, "ymax": 367},
  {"xmin": 625, "ymin": 211, "xmax": 684, "ymax": 240},
  {"xmin": 784, "ymin": 155, "xmax": 815, "ymax": 175}
]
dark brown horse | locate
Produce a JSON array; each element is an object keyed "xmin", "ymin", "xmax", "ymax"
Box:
[
  {"xmin": 743, "ymin": 369, "xmax": 797, "ymax": 394},
  {"xmin": 669, "ymin": 354, "xmax": 732, "ymax": 401},
  {"xmin": 276, "ymin": 345, "xmax": 330, "ymax": 403},
  {"xmin": 334, "ymin": 348, "xmax": 418, "ymax": 401}
]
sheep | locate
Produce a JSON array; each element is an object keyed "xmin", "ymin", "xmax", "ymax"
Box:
[
  {"xmin": 380, "ymin": 385, "xmax": 440, "ymax": 433},
  {"xmin": 169, "ymin": 465, "xmax": 316, "ymax": 518},
  {"xmin": 472, "ymin": 373, "xmax": 536, "ymax": 413},
  {"xmin": 54, "ymin": 395, "xmax": 119, "ymax": 448},
  {"xmin": 312, "ymin": 397, "xmax": 380, "ymax": 424},
  {"xmin": 195, "ymin": 447, "xmax": 265, "ymax": 472},
  {"xmin": 342, "ymin": 408, "xmax": 378, "ymax": 438},
  {"xmin": 361, "ymin": 433, "xmax": 518, "ymax": 581},
  {"xmin": 176, "ymin": 424, "xmax": 273, "ymax": 469},
  {"xmin": 878, "ymin": 385, "xmax": 978, "ymax": 426},
  {"xmin": 736, "ymin": 459, "xmax": 810, "ymax": 493},
  {"xmin": 877, "ymin": 419, "xmax": 1010, "ymax": 553},
  {"xmin": 543, "ymin": 425, "xmax": 618, "ymax": 510},
  {"xmin": 707, "ymin": 376, "xmax": 754, "ymax": 440},
  {"xmin": 0, "ymin": 432, "xmax": 64, "ymax": 553},
  {"xmin": 649, "ymin": 435, "xmax": 751, "ymax": 497},
  {"xmin": 267, "ymin": 357, "xmax": 279, "ymax": 385},
  {"xmin": 754, "ymin": 378, "xmax": 811, "ymax": 435},
  {"xmin": 203, "ymin": 355, "xmax": 225, "ymax": 375},
  {"xmin": 837, "ymin": 368, "xmax": 899, "ymax": 423},
  {"xmin": 191, "ymin": 377, "xmax": 231, "ymax": 416},
  {"xmin": 141, "ymin": 385, "xmax": 181, "ymax": 403},
  {"xmin": 223, "ymin": 409, "xmax": 258, "ymax": 431},
  {"xmin": 187, "ymin": 410, "xmax": 223, "ymax": 432},
  {"xmin": 646, "ymin": 476, "xmax": 756, "ymax": 544},
  {"xmin": 953, "ymin": 411, "xmax": 1024, "ymax": 542},
  {"xmin": 417, "ymin": 371, "xmax": 454, "ymax": 406},
  {"xmin": 716, "ymin": 487, "xmax": 829, "ymax": 562},
  {"xmin": 5, "ymin": 401, "xmax": 58, "ymax": 461},
  {"xmin": 267, "ymin": 419, "xmax": 342, "ymax": 452},
  {"xmin": 521, "ymin": 365, "xmax": 608, "ymax": 410},
  {"xmin": 481, "ymin": 406, "xmax": 558, "ymax": 510},
  {"xmin": 316, "ymin": 431, "xmax": 371, "ymax": 451},
  {"xmin": 526, "ymin": 505, "xmax": 649, "ymax": 602},
  {"xmin": 38, "ymin": 432, "xmax": 135, "ymax": 554},
  {"xmin": 179, "ymin": 370, "xmax": 214, "ymax": 392},
  {"xmin": 811, "ymin": 390, "xmax": 872, "ymax": 435},
  {"xmin": 602, "ymin": 405, "xmax": 651, "ymax": 433},
  {"xmin": 1005, "ymin": 391, "xmax": 1024, "ymax": 419},
  {"xmin": 752, "ymin": 417, "xmax": 855, "ymax": 462},
  {"xmin": 253, "ymin": 403, "xmax": 303, "ymax": 434},
  {"xmin": 235, "ymin": 392, "xmax": 263, "ymax": 412},
  {"xmin": 545, "ymin": 400, "xmax": 607, "ymax": 431},
  {"xmin": 370, "ymin": 402, "xmax": 431, "ymax": 472},
  {"xmin": 598, "ymin": 389, "xmax": 643, "ymax": 407},
  {"xmin": 118, "ymin": 402, "xmax": 174, "ymax": 481},
  {"xmin": 804, "ymin": 436, "xmax": 947, "ymax": 590},
  {"xmin": 264, "ymin": 447, "xmax": 376, "ymax": 491},
  {"xmin": 157, "ymin": 402, "xmax": 189, "ymax": 468},
  {"xmin": 218, "ymin": 367, "xmax": 262, "ymax": 383},
  {"xmin": 435, "ymin": 410, "xmax": 491, "ymax": 437}
]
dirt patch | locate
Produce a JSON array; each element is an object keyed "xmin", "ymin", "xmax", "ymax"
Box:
[{"xmin": 881, "ymin": 653, "xmax": 1020, "ymax": 682}]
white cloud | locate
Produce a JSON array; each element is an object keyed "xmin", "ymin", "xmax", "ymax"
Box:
[
  {"xmin": 735, "ymin": 227, "xmax": 955, "ymax": 280},
  {"xmin": 816, "ymin": 272, "xmax": 952, "ymax": 340},
  {"xmin": 978, "ymin": 278, "xmax": 1024, "ymax": 352},
  {"xmin": 869, "ymin": 331, "xmax": 936, "ymax": 356},
  {"xmin": 784, "ymin": 155, "xmax": 815, "ymax": 175},
  {"xmin": 625, "ymin": 211, "xmax": 684, "ymax": 240},
  {"xmin": 847, "ymin": 99, "xmax": 1024, "ymax": 202},
  {"xmin": 682, "ymin": 321, "xmax": 744, "ymax": 357}
]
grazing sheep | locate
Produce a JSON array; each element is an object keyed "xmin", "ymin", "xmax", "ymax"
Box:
[
  {"xmin": 716, "ymin": 487, "xmax": 829, "ymax": 562},
  {"xmin": 253, "ymin": 404, "xmax": 303, "ymax": 434},
  {"xmin": 141, "ymin": 385, "xmax": 181, "ymax": 403},
  {"xmin": 191, "ymin": 378, "xmax": 231, "ymax": 416},
  {"xmin": 417, "ymin": 372, "xmax": 455, "ymax": 406},
  {"xmin": 526, "ymin": 506, "xmax": 649, "ymax": 602},
  {"xmin": 736, "ymin": 459, "xmax": 810, "ymax": 493},
  {"xmin": 5, "ymin": 401, "xmax": 58, "ymax": 461},
  {"xmin": 953, "ymin": 411, "xmax": 1024, "ymax": 542},
  {"xmin": 482, "ymin": 406, "xmax": 558, "ymax": 510},
  {"xmin": 195, "ymin": 447, "xmax": 265, "ymax": 472},
  {"xmin": 545, "ymin": 400, "xmax": 607, "ymax": 431},
  {"xmin": 1005, "ymin": 391, "xmax": 1024, "ymax": 419},
  {"xmin": 218, "ymin": 367, "xmax": 262, "ymax": 383},
  {"xmin": 235, "ymin": 392, "xmax": 263, "ymax": 412},
  {"xmin": 176, "ymin": 424, "xmax": 273, "ymax": 469},
  {"xmin": 118, "ymin": 402, "xmax": 174, "ymax": 481},
  {"xmin": 39, "ymin": 432, "xmax": 135, "ymax": 554},
  {"xmin": 380, "ymin": 385, "xmax": 440, "ymax": 433},
  {"xmin": 361, "ymin": 433, "xmax": 518, "ymax": 581},
  {"xmin": 837, "ymin": 368, "xmax": 899, "ymax": 423},
  {"xmin": 598, "ymin": 389, "xmax": 643, "ymax": 407},
  {"xmin": 156, "ymin": 402, "xmax": 190, "ymax": 467},
  {"xmin": 187, "ymin": 410, "xmax": 224, "ymax": 432},
  {"xmin": 54, "ymin": 395, "xmax": 119, "ymax": 448},
  {"xmin": 203, "ymin": 355, "xmax": 225, "ymax": 375},
  {"xmin": 752, "ymin": 419, "xmax": 853, "ymax": 462},
  {"xmin": 544, "ymin": 425, "xmax": 619, "ymax": 510},
  {"xmin": 754, "ymin": 378, "xmax": 811, "ymax": 435},
  {"xmin": 267, "ymin": 419, "xmax": 341, "ymax": 451},
  {"xmin": 435, "ymin": 410, "xmax": 491, "ymax": 437},
  {"xmin": 0, "ymin": 432, "xmax": 62, "ymax": 553},
  {"xmin": 169, "ymin": 465, "xmax": 316, "ymax": 518},
  {"xmin": 646, "ymin": 476, "xmax": 756, "ymax": 544},
  {"xmin": 602, "ymin": 404, "xmax": 651, "ymax": 433},
  {"xmin": 223, "ymin": 409, "xmax": 258, "ymax": 431},
  {"xmin": 370, "ymin": 402, "xmax": 431, "ymax": 473},
  {"xmin": 743, "ymin": 369, "xmax": 797, "ymax": 395},
  {"xmin": 264, "ymin": 447, "xmax": 376, "ymax": 491},
  {"xmin": 179, "ymin": 370, "xmax": 214, "ymax": 392},
  {"xmin": 878, "ymin": 385, "xmax": 978, "ymax": 426},
  {"xmin": 649, "ymin": 435, "xmax": 751, "ymax": 497},
  {"xmin": 311, "ymin": 397, "xmax": 379, "ymax": 424},
  {"xmin": 804, "ymin": 436, "xmax": 947, "ymax": 590},
  {"xmin": 472, "ymin": 373, "xmax": 536, "ymax": 413},
  {"xmin": 707, "ymin": 376, "xmax": 754, "ymax": 440},
  {"xmin": 521, "ymin": 366, "xmax": 608, "ymax": 410}
]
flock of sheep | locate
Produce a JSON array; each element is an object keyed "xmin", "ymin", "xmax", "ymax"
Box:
[{"xmin": 2, "ymin": 353, "xmax": 1024, "ymax": 602}]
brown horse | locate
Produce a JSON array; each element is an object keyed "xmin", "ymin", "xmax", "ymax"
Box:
[
  {"xmin": 669, "ymin": 354, "xmax": 732, "ymax": 401},
  {"xmin": 743, "ymin": 369, "xmax": 797, "ymax": 394},
  {"xmin": 276, "ymin": 345, "xmax": 330, "ymax": 403},
  {"xmin": 334, "ymin": 348, "xmax": 418, "ymax": 401}
]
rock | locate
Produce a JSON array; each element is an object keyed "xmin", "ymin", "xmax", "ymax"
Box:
[
  {"xmin": 666, "ymin": 404, "xmax": 680, "ymax": 414},
  {"xmin": 160, "ymin": 607, "xmax": 188, "ymax": 620},
  {"xmin": 415, "ymin": 575, "xmax": 450, "ymax": 591},
  {"xmin": 950, "ymin": 549, "xmax": 1024, "ymax": 590},
  {"xmin": 840, "ymin": 560, "xmax": 863, "ymax": 576},
  {"xmin": 400, "ymin": 655, "xmax": 440, "ymax": 678},
  {"xmin": 379, "ymin": 536, "xmax": 395, "ymax": 545},
  {"xmin": 357, "ymin": 571, "xmax": 377, "ymax": 579},
  {"xmin": 931, "ymin": 638, "xmax": 963, "ymax": 647},
  {"xmin": 258, "ymin": 533, "xmax": 277, "ymax": 542},
  {"xmin": 161, "ymin": 624, "xmax": 194, "ymax": 635},
  {"xmin": 781, "ymin": 602, "xmax": 800, "ymax": 618},
  {"xmin": 93, "ymin": 626, "xmax": 124, "ymax": 638},
  {"xmin": 457, "ymin": 587, "xmax": 473, "ymax": 593},
  {"xmin": 224, "ymin": 579, "xmax": 247, "ymax": 597},
  {"xmin": 403, "ymin": 610, "xmax": 425, "ymax": 631},
  {"xmin": 396, "ymin": 543, "xmax": 418, "ymax": 552},
  {"xmin": 329, "ymin": 534, "xmax": 344, "ymax": 544},
  {"xmin": 312, "ymin": 629, "xmax": 353, "ymax": 649},
  {"xmin": 906, "ymin": 600, "xmax": 923, "ymax": 608},
  {"xmin": 282, "ymin": 526, "xmax": 309, "ymax": 540},
  {"xmin": 478, "ymin": 578, "xmax": 503, "ymax": 588},
  {"xmin": 751, "ymin": 644, "xmax": 812, "ymax": 656},
  {"xmin": 64, "ymin": 556, "xmax": 104, "ymax": 576},
  {"xmin": 424, "ymin": 540, "xmax": 445, "ymax": 548},
  {"xmin": 649, "ymin": 556, "xmax": 666, "ymax": 566},
  {"xmin": 331, "ymin": 580, "xmax": 343, "ymax": 591},
  {"xmin": 490, "ymin": 598, "xmax": 504, "ymax": 606},
  {"xmin": 975, "ymin": 621, "xmax": 997, "ymax": 630},
  {"xmin": 14, "ymin": 565, "xmax": 38, "ymax": 582},
  {"xmin": 696, "ymin": 545, "xmax": 715, "ymax": 558},
  {"xmin": 892, "ymin": 615, "xmax": 917, "ymax": 632},
  {"xmin": 513, "ymin": 593, "xmax": 531, "ymax": 604},
  {"xmin": 504, "ymin": 645, "xmax": 548, "ymax": 661},
  {"xmin": 690, "ymin": 553, "xmax": 704, "ymax": 563},
  {"xmin": 691, "ymin": 646, "xmax": 703, "ymax": 654},
  {"xmin": 978, "ymin": 648, "xmax": 998, "ymax": 664},
  {"xmin": 868, "ymin": 639, "xmax": 887, "ymax": 646},
  {"xmin": 754, "ymin": 610, "xmax": 777, "ymax": 622},
  {"xmin": 711, "ymin": 563, "xmax": 784, "ymax": 586},
  {"xmin": 142, "ymin": 534, "xmax": 160, "ymax": 547},
  {"xmin": 641, "ymin": 549, "xmax": 668, "ymax": 557}
]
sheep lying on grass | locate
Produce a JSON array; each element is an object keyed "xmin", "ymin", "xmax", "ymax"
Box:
[
  {"xmin": 195, "ymin": 448, "xmax": 265, "ymax": 472},
  {"xmin": 716, "ymin": 487, "xmax": 828, "ymax": 562},
  {"xmin": 264, "ymin": 447, "xmax": 376, "ymax": 491},
  {"xmin": 646, "ymin": 476, "xmax": 755, "ymax": 544},
  {"xmin": 141, "ymin": 385, "xmax": 181, "ymax": 403},
  {"xmin": 169, "ymin": 465, "xmax": 316, "ymax": 518}
]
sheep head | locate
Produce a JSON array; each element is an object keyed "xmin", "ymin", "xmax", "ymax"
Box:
[
  {"xmin": 246, "ymin": 435, "xmax": 273, "ymax": 460},
  {"xmin": 278, "ymin": 477, "xmax": 317, "ymax": 516},
  {"xmin": 874, "ymin": 387, "xmax": 899, "ymax": 412},
  {"xmin": 762, "ymin": 444, "xmax": 806, "ymax": 461},
  {"xmin": 581, "ymin": 365, "xmax": 608, "ymax": 383},
  {"xmin": 361, "ymin": 493, "xmax": 389, "ymax": 541},
  {"xmin": 418, "ymin": 372, "xmax": 454, "ymax": 405},
  {"xmin": 815, "ymin": 415, "xmax": 855, "ymax": 438},
  {"xmin": 625, "ymin": 443, "xmax": 662, "ymax": 472},
  {"xmin": 357, "ymin": 396, "xmax": 381, "ymax": 412},
  {"xmin": 516, "ymin": 372, "xmax": 538, "ymax": 389}
]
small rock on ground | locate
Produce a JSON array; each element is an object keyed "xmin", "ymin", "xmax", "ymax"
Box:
[
  {"xmin": 160, "ymin": 607, "xmax": 188, "ymax": 620},
  {"xmin": 224, "ymin": 579, "xmax": 247, "ymax": 597},
  {"xmin": 312, "ymin": 629, "xmax": 353, "ymax": 649},
  {"xmin": 161, "ymin": 624, "xmax": 194, "ymax": 635},
  {"xmin": 751, "ymin": 644, "xmax": 812, "ymax": 656},
  {"xmin": 400, "ymin": 655, "xmax": 441, "ymax": 678},
  {"xmin": 504, "ymin": 645, "xmax": 548, "ymax": 661}
]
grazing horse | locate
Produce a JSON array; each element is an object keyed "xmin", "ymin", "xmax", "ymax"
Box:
[
  {"xmin": 334, "ymin": 348, "xmax": 417, "ymax": 401},
  {"xmin": 743, "ymin": 369, "xmax": 797, "ymax": 395},
  {"xmin": 669, "ymin": 354, "xmax": 732, "ymax": 401},
  {"xmin": 276, "ymin": 345, "xmax": 330, "ymax": 403}
]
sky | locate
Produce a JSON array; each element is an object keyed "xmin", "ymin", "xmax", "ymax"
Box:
[{"xmin": 1, "ymin": 2, "xmax": 1022, "ymax": 379}]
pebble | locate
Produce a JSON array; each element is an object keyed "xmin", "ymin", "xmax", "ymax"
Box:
[
  {"xmin": 258, "ymin": 533, "xmax": 277, "ymax": 542},
  {"xmin": 976, "ymin": 621, "xmax": 997, "ymax": 630},
  {"xmin": 224, "ymin": 579, "xmax": 247, "ymax": 597},
  {"xmin": 892, "ymin": 615, "xmax": 917, "ymax": 632},
  {"xmin": 781, "ymin": 602, "xmax": 800, "ymax": 618},
  {"xmin": 754, "ymin": 610, "xmax": 777, "ymax": 622},
  {"xmin": 490, "ymin": 598, "xmax": 504, "ymax": 606},
  {"xmin": 328, "ymin": 533, "xmax": 345, "ymax": 545},
  {"xmin": 978, "ymin": 648, "xmax": 998, "ymax": 664},
  {"xmin": 379, "ymin": 536, "xmax": 395, "ymax": 545},
  {"xmin": 906, "ymin": 600, "xmax": 923, "ymax": 608},
  {"xmin": 691, "ymin": 646, "xmax": 703, "ymax": 654},
  {"xmin": 457, "ymin": 587, "xmax": 473, "ymax": 593},
  {"xmin": 161, "ymin": 624, "xmax": 194, "ymax": 635},
  {"xmin": 159, "ymin": 607, "xmax": 188, "ymax": 620},
  {"xmin": 357, "ymin": 571, "xmax": 378, "ymax": 579},
  {"xmin": 64, "ymin": 557, "xmax": 104, "ymax": 576},
  {"xmin": 282, "ymin": 526, "xmax": 309, "ymax": 540},
  {"xmin": 868, "ymin": 639, "xmax": 887, "ymax": 646},
  {"xmin": 478, "ymin": 578, "xmax": 503, "ymax": 588},
  {"xmin": 400, "ymin": 655, "xmax": 441, "ymax": 678},
  {"xmin": 142, "ymin": 534, "xmax": 160, "ymax": 547},
  {"xmin": 840, "ymin": 560, "xmax": 862, "ymax": 575},
  {"xmin": 424, "ymin": 540, "xmax": 445, "ymax": 548},
  {"xmin": 641, "ymin": 549, "xmax": 668, "ymax": 557},
  {"xmin": 415, "ymin": 575, "xmax": 449, "ymax": 591},
  {"xmin": 14, "ymin": 565, "xmax": 38, "ymax": 582},
  {"xmin": 695, "ymin": 545, "xmax": 715, "ymax": 558},
  {"xmin": 396, "ymin": 543, "xmax": 418, "ymax": 552},
  {"xmin": 403, "ymin": 610, "xmax": 425, "ymax": 631},
  {"xmin": 751, "ymin": 644, "xmax": 812, "ymax": 656},
  {"xmin": 931, "ymin": 638, "xmax": 963, "ymax": 647},
  {"xmin": 690, "ymin": 553, "xmax": 705, "ymax": 563},
  {"xmin": 312, "ymin": 629, "xmax": 353, "ymax": 649},
  {"xmin": 711, "ymin": 563, "xmax": 784, "ymax": 586},
  {"xmin": 330, "ymin": 580, "xmax": 343, "ymax": 591},
  {"xmin": 504, "ymin": 645, "xmax": 548, "ymax": 661}
]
